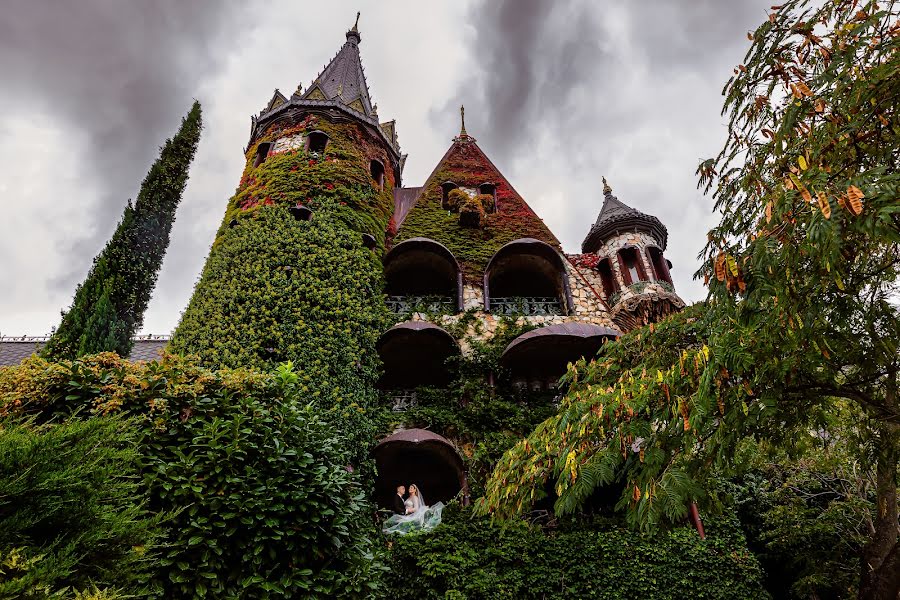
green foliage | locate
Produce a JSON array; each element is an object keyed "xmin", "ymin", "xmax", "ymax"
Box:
[
  {"xmin": 43, "ymin": 102, "xmax": 202, "ymax": 361},
  {"xmin": 385, "ymin": 505, "xmax": 767, "ymax": 599},
  {"xmin": 395, "ymin": 139, "xmax": 560, "ymax": 278},
  {"xmin": 0, "ymin": 353, "xmax": 386, "ymax": 599},
  {"xmin": 0, "ymin": 416, "xmax": 161, "ymax": 599}
]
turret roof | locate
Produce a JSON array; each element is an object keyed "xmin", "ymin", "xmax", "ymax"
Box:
[
  {"xmin": 581, "ymin": 178, "xmax": 668, "ymax": 253},
  {"xmin": 299, "ymin": 13, "xmax": 374, "ymax": 119}
]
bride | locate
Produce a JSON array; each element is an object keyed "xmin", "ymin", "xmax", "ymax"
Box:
[{"xmin": 382, "ymin": 483, "xmax": 444, "ymax": 536}]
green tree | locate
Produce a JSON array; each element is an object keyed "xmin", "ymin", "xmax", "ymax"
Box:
[
  {"xmin": 0, "ymin": 416, "xmax": 161, "ymax": 598},
  {"xmin": 480, "ymin": 2, "xmax": 899, "ymax": 598},
  {"xmin": 43, "ymin": 101, "xmax": 202, "ymax": 360}
]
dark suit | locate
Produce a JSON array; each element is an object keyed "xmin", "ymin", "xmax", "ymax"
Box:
[{"xmin": 391, "ymin": 493, "xmax": 406, "ymax": 515}]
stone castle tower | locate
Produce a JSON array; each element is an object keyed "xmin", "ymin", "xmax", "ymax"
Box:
[{"xmin": 166, "ymin": 19, "xmax": 686, "ymax": 508}]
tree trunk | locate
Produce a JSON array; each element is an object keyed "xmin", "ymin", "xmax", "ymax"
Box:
[{"xmin": 858, "ymin": 412, "xmax": 900, "ymax": 599}]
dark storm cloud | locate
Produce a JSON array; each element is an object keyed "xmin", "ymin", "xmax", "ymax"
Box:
[
  {"xmin": 0, "ymin": 0, "xmax": 251, "ymax": 291},
  {"xmin": 442, "ymin": 0, "xmax": 768, "ymax": 164}
]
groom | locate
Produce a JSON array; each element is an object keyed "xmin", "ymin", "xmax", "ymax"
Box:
[{"xmin": 391, "ymin": 484, "xmax": 406, "ymax": 515}]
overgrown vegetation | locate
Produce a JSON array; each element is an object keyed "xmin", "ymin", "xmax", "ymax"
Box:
[
  {"xmin": 385, "ymin": 504, "xmax": 766, "ymax": 599},
  {"xmin": 0, "ymin": 416, "xmax": 161, "ymax": 599},
  {"xmin": 43, "ymin": 102, "xmax": 202, "ymax": 361},
  {"xmin": 0, "ymin": 353, "xmax": 384, "ymax": 599},
  {"xmin": 395, "ymin": 137, "xmax": 560, "ymax": 278}
]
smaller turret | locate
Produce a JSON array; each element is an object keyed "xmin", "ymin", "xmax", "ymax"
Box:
[{"xmin": 582, "ymin": 178, "xmax": 684, "ymax": 330}]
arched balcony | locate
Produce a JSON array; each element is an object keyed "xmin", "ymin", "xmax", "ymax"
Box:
[
  {"xmin": 384, "ymin": 238, "xmax": 463, "ymax": 314},
  {"xmin": 373, "ymin": 428, "xmax": 468, "ymax": 510},
  {"xmin": 500, "ymin": 323, "xmax": 620, "ymax": 397},
  {"xmin": 484, "ymin": 238, "xmax": 574, "ymax": 316},
  {"xmin": 377, "ymin": 321, "xmax": 459, "ymax": 410}
]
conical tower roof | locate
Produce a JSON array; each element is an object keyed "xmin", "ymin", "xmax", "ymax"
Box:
[
  {"xmin": 581, "ymin": 178, "xmax": 667, "ymax": 253},
  {"xmin": 300, "ymin": 13, "xmax": 375, "ymax": 118},
  {"xmin": 248, "ymin": 14, "xmax": 400, "ymax": 159}
]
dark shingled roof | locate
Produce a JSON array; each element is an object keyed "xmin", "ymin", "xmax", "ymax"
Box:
[
  {"xmin": 0, "ymin": 338, "xmax": 168, "ymax": 367},
  {"xmin": 581, "ymin": 184, "xmax": 668, "ymax": 254}
]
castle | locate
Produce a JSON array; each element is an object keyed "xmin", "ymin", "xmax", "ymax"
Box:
[{"xmin": 0, "ymin": 19, "xmax": 685, "ymax": 510}]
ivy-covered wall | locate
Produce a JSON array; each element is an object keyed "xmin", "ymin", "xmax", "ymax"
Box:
[
  {"xmin": 395, "ymin": 137, "xmax": 560, "ymax": 279},
  {"xmin": 170, "ymin": 112, "xmax": 397, "ymax": 449}
]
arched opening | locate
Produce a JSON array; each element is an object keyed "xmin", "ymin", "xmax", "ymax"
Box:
[
  {"xmin": 596, "ymin": 257, "xmax": 619, "ymax": 300},
  {"xmin": 252, "ymin": 142, "xmax": 273, "ymax": 168},
  {"xmin": 383, "ymin": 238, "xmax": 463, "ymax": 313},
  {"xmin": 362, "ymin": 233, "xmax": 377, "ymax": 250},
  {"xmin": 500, "ymin": 323, "xmax": 620, "ymax": 401},
  {"xmin": 479, "ymin": 182, "xmax": 497, "ymax": 213},
  {"xmin": 484, "ymin": 238, "xmax": 573, "ymax": 316},
  {"xmin": 373, "ymin": 429, "xmax": 467, "ymax": 510},
  {"xmin": 377, "ymin": 321, "xmax": 459, "ymax": 409},
  {"xmin": 617, "ymin": 247, "xmax": 648, "ymax": 286},
  {"xmin": 307, "ymin": 130, "xmax": 329, "ymax": 154},
  {"xmin": 289, "ymin": 204, "xmax": 313, "ymax": 222},
  {"xmin": 440, "ymin": 181, "xmax": 458, "ymax": 209},
  {"xmin": 370, "ymin": 159, "xmax": 385, "ymax": 190},
  {"xmin": 646, "ymin": 246, "xmax": 673, "ymax": 286}
]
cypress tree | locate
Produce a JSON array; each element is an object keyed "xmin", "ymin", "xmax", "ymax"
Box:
[{"xmin": 43, "ymin": 101, "xmax": 202, "ymax": 360}]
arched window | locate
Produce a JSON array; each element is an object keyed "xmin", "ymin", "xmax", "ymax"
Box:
[
  {"xmin": 289, "ymin": 204, "xmax": 313, "ymax": 222},
  {"xmin": 596, "ymin": 257, "xmax": 619, "ymax": 299},
  {"xmin": 383, "ymin": 238, "xmax": 462, "ymax": 313},
  {"xmin": 440, "ymin": 181, "xmax": 458, "ymax": 209},
  {"xmin": 484, "ymin": 238, "xmax": 574, "ymax": 316},
  {"xmin": 362, "ymin": 233, "xmax": 377, "ymax": 250},
  {"xmin": 617, "ymin": 247, "xmax": 648, "ymax": 286},
  {"xmin": 479, "ymin": 183, "xmax": 497, "ymax": 213},
  {"xmin": 307, "ymin": 130, "xmax": 329, "ymax": 154},
  {"xmin": 252, "ymin": 142, "xmax": 272, "ymax": 168},
  {"xmin": 646, "ymin": 247, "xmax": 673, "ymax": 285},
  {"xmin": 376, "ymin": 321, "xmax": 459, "ymax": 390},
  {"xmin": 370, "ymin": 159, "xmax": 385, "ymax": 190}
]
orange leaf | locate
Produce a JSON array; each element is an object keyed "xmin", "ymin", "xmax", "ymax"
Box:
[
  {"xmin": 765, "ymin": 201, "xmax": 773, "ymax": 223},
  {"xmin": 817, "ymin": 191, "xmax": 831, "ymax": 219},
  {"xmin": 800, "ymin": 187, "xmax": 812, "ymax": 203},
  {"xmin": 715, "ymin": 253, "xmax": 727, "ymax": 282},
  {"xmin": 815, "ymin": 98, "xmax": 826, "ymax": 113}
]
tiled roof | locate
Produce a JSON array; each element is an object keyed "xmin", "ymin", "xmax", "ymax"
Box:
[
  {"xmin": 581, "ymin": 183, "xmax": 668, "ymax": 253},
  {"xmin": 300, "ymin": 26, "xmax": 374, "ymax": 119},
  {"xmin": 0, "ymin": 337, "xmax": 169, "ymax": 367}
]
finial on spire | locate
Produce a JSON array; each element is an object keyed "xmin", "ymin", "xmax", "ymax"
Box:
[
  {"xmin": 460, "ymin": 105, "xmax": 467, "ymax": 137},
  {"xmin": 347, "ymin": 12, "xmax": 361, "ymax": 42},
  {"xmin": 602, "ymin": 176, "xmax": 612, "ymax": 195}
]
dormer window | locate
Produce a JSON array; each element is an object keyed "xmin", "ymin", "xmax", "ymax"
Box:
[
  {"xmin": 307, "ymin": 130, "xmax": 329, "ymax": 154},
  {"xmin": 617, "ymin": 247, "xmax": 648, "ymax": 286},
  {"xmin": 479, "ymin": 183, "xmax": 497, "ymax": 213},
  {"xmin": 441, "ymin": 182, "xmax": 458, "ymax": 209},
  {"xmin": 370, "ymin": 159, "xmax": 385, "ymax": 190},
  {"xmin": 646, "ymin": 247, "xmax": 673, "ymax": 285},
  {"xmin": 253, "ymin": 142, "xmax": 273, "ymax": 168},
  {"xmin": 596, "ymin": 258, "xmax": 619, "ymax": 299}
]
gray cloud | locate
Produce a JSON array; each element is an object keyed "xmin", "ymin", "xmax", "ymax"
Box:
[
  {"xmin": 0, "ymin": 0, "xmax": 252, "ymax": 293},
  {"xmin": 432, "ymin": 0, "xmax": 771, "ymax": 302}
]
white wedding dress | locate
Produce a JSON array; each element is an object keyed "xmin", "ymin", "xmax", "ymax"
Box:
[{"xmin": 382, "ymin": 487, "xmax": 445, "ymax": 536}]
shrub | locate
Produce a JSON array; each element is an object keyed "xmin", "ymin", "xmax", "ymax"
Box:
[
  {"xmin": 0, "ymin": 416, "xmax": 160, "ymax": 599},
  {"xmin": 385, "ymin": 505, "xmax": 767, "ymax": 599},
  {"xmin": 0, "ymin": 354, "xmax": 385, "ymax": 599}
]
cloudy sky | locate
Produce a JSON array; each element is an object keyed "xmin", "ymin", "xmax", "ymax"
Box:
[{"xmin": 0, "ymin": 0, "xmax": 771, "ymax": 336}]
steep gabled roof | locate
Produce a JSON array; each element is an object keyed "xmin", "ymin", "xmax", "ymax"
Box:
[
  {"xmin": 394, "ymin": 122, "xmax": 560, "ymax": 278},
  {"xmin": 581, "ymin": 179, "xmax": 668, "ymax": 253},
  {"xmin": 300, "ymin": 21, "xmax": 375, "ymax": 119}
]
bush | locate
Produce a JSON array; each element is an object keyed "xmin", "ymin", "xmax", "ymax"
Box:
[
  {"xmin": 0, "ymin": 416, "xmax": 160, "ymax": 599},
  {"xmin": 0, "ymin": 354, "xmax": 385, "ymax": 598},
  {"xmin": 385, "ymin": 505, "xmax": 767, "ymax": 599}
]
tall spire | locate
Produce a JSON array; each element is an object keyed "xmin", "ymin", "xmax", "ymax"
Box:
[
  {"xmin": 301, "ymin": 15, "xmax": 373, "ymax": 117},
  {"xmin": 459, "ymin": 105, "xmax": 467, "ymax": 137},
  {"xmin": 602, "ymin": 176, "xmax": 612, "ymax": 196}
]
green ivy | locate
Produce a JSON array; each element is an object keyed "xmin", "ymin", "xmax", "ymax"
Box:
[{"xmin": 385, "ymin": 505, "xmax": 768, "ymax": 599}]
